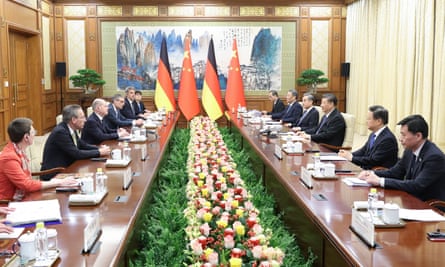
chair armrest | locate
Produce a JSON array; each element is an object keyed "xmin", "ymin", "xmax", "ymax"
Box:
[
  {"xmin": 426, "ymin": 199, "xmax": 445, "ymax": 214},
  {"xmin": 32, "ymin": 167, "xmax": 66, "ymax": 177},
  {"xmin": 319, "ymin": 143, "xmax": 352, "ymax": 152}
]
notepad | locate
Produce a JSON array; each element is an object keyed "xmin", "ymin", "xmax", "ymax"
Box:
[
  {"xmin": 342, "ymin": 177, "xmax": 371, "ymax": 187},
  {"xmin": 69, "ymin": 191, "xmax": 108, "ymax": 206},
  {"xmin": 6, "ymin": 199, "xmax": 62, "ymax": 226},
  {"xmin": 105, "ymin": 159, "xmax": 131, "ymax": 167}
]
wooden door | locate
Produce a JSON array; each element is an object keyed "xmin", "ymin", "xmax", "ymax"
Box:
[{"xmin": 9, "ymin": 32, "xmax": 31, "ymax": 118}]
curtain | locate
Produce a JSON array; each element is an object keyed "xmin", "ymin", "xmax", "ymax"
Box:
[{"xmin": 346, "ymin": 0, "xmax": 444, "ymax": 151}]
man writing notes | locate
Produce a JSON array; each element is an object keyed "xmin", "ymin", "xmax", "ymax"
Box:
[
  {"xmin": 41, "ymin": 105, "xmax": 111, "ymax": 180},
  {"xmin": 261, "ymin": 90, "xmax": 285, "ymax": 115},
  {"xmin": 81, "ymin": 98, "xmax": 129, "ymax": 145},
  {"xmin": 104, "ymin": 94, "xmax": 144, "ymax": 130},
  {"xmin": 290, "ymin": 93, "xmax": 319, "ymax": 133},
  {"xmin": 339, "ymin": 105, "xmax": 398, "ymax": 169},
  {"xmin": 359, "ymin": 115, "xmax": 445, "ymax": 203},
  {"xmin": 270, "ymin": 90, "xmax": 303, "ymax": 124},
  {"xmin": 0, "ymin": 118, "xmax": 77, "ymax": 200},
  {"xmin": 298, "ymin": 93, "xmax": 345, "ymax": 147}
]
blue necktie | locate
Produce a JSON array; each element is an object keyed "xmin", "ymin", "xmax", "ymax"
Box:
[
  {"xmin": 368, "ymin": 134, "xmax": 376, "ymax": 149},
  {"xmin": 316, "ymin": 115, "xmax": 327, "ymax": 134},
  {"xmin": 297, "ymin": 109, "xmax": 310, "ymax": 125}
]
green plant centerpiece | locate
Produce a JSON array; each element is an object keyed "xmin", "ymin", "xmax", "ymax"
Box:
[
  {"xmin": 296, "ymin": 68, "xmax": 329, "ymax": 94},
  {"xmin": 69, "ymin": 68, "xmax": 106, "ymax": 95}
]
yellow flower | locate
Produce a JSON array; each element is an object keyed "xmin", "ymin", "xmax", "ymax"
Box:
[
  {"xmin": 203, "ymin": 201, "xmax": 211, "ymax": 208},
  {"xmin": 235, "ymin": 225, "xmax": 245, "ymax": 236},
  {"xmin": 231, "ymin": 200, "xmax": 239, "ymax": 208},
  {"xmin": 235, "ymin": 209, "xmax": 244, "ymax": 218},
  {"xmin": 204, "ymin": 247, "xmax": 214, "ymax": 257},
  {"xmin": 216, "ymin": 220, "xmax": 228, "ymax": 228},
  {"xmin": 221, "ymin": 166, "xmax": 228, "ymax": 173},
  {"xmin": 203, "ymin": 212, "xmax": 213, "ymax": 222},
  {"xmin": 199, "ymin": 173, "xmax": 206, "ymax": 179},
  {"xmin": 201, "ymin": 188, "xmax": 208, "ymax": 197},
  {"xmin": 223, "ymin": 193, "xmax": 230, "ymax": 200},
  {"xmin": 197, "ymin": 180, "xmax": 203, "ymax": 187},
  {"xmin": 229, "ymin": 257, "xmax": 242, "ymax": 267}
]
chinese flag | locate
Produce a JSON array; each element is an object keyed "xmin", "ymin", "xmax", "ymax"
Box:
[
  {"xmin": 225, "ymin": 38, "xmax": 246, "ymax": 113},
  {"xmin": 155, "ymin": 36, "xmax": 176, "ymax": 112},
  {"xmin": 202, "ymin": 38, "xmax": 224, "ymax": 121},
  {"xmin": 178, "ymin": 37, "xmax": 200, "ymax": 121}
]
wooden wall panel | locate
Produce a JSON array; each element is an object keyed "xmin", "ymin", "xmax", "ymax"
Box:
[{"xmin": 4, "ymin": 1, "xmax": 38, "ymax": 32}]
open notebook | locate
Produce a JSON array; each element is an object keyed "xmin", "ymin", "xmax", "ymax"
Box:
[{"xmin": 6, "ymin": 199, "xmax": 62, "ymax": 226}]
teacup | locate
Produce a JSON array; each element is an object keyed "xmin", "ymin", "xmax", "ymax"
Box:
[
  {"xmin": 111, "ymin": 149, "xmax": 122, "ymax": 160},
  {"xmin": 383, "ymin": 203, "xmax": 400, "ymax": 224},
  {"xmin": 323, "ymin": 163, "xmax": 336, "ymax": 177},
  {"xmin": 13, "ymin": 232, "xmax": 36, "ymax": 262}
]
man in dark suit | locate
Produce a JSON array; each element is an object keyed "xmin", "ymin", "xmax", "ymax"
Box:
[
  {"xmin": 291, "ymin": 93, "xmax": 319, "ymax": 133},
  {"xmin": 41, "ymin": 104, "xmax": 111, "ymax": 180},
  {"xmin": 262, "ymin": 90, "xmax": 285, "ymax": 115},
  {"xmin": 104, "ymin": 94, "xmax": 144, "ymax": 130},
  {"xmin": 121, "ymin": 86, "xmax": 145, "ymax": 120},
  {"xmin": 82, "ymin": 98, "xmax": 129, "ymax": 145},
  {"xmin": 271, "ymin": 90, "xmax": 303, "ymax": 124},
  {"xmin": 299, "ymin": 93, "xmax": 345, "ymax": 147},
  {"xmin": 339, "ymin": 105, "xmax": 398, "ymax": 169},
  {"xmin": 134, "ymin": 90, "xmax": 149, "ymax": 114},
  {"xmin": 360, "ymin": 115, "xmax": 445, "ymax": 203}
]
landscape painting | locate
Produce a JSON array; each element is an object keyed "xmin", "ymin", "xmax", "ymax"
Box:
[{"xmin": 115, "ymin": 26, "xmax": 282, "ymax": 91}]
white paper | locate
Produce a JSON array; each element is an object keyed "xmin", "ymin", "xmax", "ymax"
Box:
[
  {"xmin": 342, "ymin": 177, "xmax": 371, "ymax": 187},
  {"xmin": 0, "ymin": 227, "xmax": 24, "ymax": 239},
  {"xmin": 399, "ymin": 209, "xmax": 445, "ymax": 222},
  {"xmin": 320, "ymin": 155, "xmax": 348, "ymax": 161},
  {"xmin": 353, "ymin": 201, "xmax": 385, "ymax": 209},
  {"xmin": 105, "ymin": 159, "xmax": 131, "ymax": 167},
  {"xmin": 6, "ymin": 199, "xmax": 62, "ymax": 226}
]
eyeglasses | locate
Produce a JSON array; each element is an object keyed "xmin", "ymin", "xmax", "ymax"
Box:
[{"xmin": 29, "ymin": 129, "xmax": 37, "ymax": 136}]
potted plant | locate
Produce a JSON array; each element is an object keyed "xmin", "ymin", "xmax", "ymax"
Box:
[
  {"xmin": 69, "ymin": 68, "xmax": 106, "ymax": 95},
  {"xmin": 296, "ymin": 68, "xmax": 329, "ymax": 94}
]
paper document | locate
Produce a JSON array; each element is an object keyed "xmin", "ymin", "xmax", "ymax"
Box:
[
  {"xmin": 399, "ymin": 209, "xmax": 445, "ymax": 222},
  {"xmin": 320, "ymin": 155, "xmax": 347, "ymax": 161},
  {"xmin": 342, "ymin": 177, "xmax": 371, "ymax": 187},
  {"xmin": 0, "ymin": 227, "xmax": 24, "ymax": 239},
  {"xmin": 6, "ymin": 199, "xmax": 62, "ymax": 226}
]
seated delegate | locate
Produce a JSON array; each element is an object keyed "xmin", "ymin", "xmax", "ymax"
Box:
[
  {"xmin": 290, "ymin": 93, "xmax": 319, "ymax": 133},
  {"xmin": 41, "ymin": 104, "xmax": 111, "ymax": 180},
  {"xmin": 0, "ymin": 118, "xmax": 77, "ymax": 200},
  {"xmin": 298, "ymin": 93, "xmax": 345, "ymax": 148},
  {"xmin": 270, "ymin": 89, "xmax": 303, "ymax": 124},
  {"xmin": 104, "ymin": 94, "xmax": 144, "ymax": 130},
  {"xmin": 339, "ymin": 105, "xmax": 398, "ymax": 169},
  {"xmin": 81, "ymin": 98, "xmax": 129, "ymax": 145},
  {"xmin": 359, "ymin": 114, "xmax": 445, "ymax": 204},
  {"xmin": 261, "ymin": 90, "xmax": 285, "ymax": 115}
]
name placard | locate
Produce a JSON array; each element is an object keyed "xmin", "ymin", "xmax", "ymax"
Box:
[
  {"xmin": 123, "ymin": 166, "xmax": 133, "ymax": 190},
  {"xmin": 300, "ymin": 166, "xmax": 313, "ymax": 189},
  {"xmin": 274, "ymin": 144, "xmax": 283, "ymax": 160},
  {"xmin": 350, "ymin": 208, "xmax": 376, "ymax": 248},
  {"xmin": 83, "ymin": 213, "xmax": 102, "ymax": 253}
]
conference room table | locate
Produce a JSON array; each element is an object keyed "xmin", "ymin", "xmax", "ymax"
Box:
[
  {"xmin": 229, "ymin": 114, "xmax": 445, "ymax": 267},
  {"xmin": 0, "ymin": 112, "xmax": 178, "ymax": 267}
]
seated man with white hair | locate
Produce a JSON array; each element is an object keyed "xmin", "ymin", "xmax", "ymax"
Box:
[{"xmin": 81, "ymin": 98, "xmax": 129, "ymax": 145}]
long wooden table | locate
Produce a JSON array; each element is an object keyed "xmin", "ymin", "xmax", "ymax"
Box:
[
  {"xmin": 230, "ymin": 115, "xmax": 445, "ymax": 267},
  {"xmin": 0, "ymin": 113, "xmax": 178, "ymax": 267}
]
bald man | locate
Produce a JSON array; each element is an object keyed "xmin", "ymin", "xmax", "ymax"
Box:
[{"xmin": 81, "ymin": 98, "xmax": 129, "ymax": 145}]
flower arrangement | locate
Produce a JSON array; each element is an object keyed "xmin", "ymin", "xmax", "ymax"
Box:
[{"xmin": 184, "ymin": 117, "xmax": 284, "ymax": 266}]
